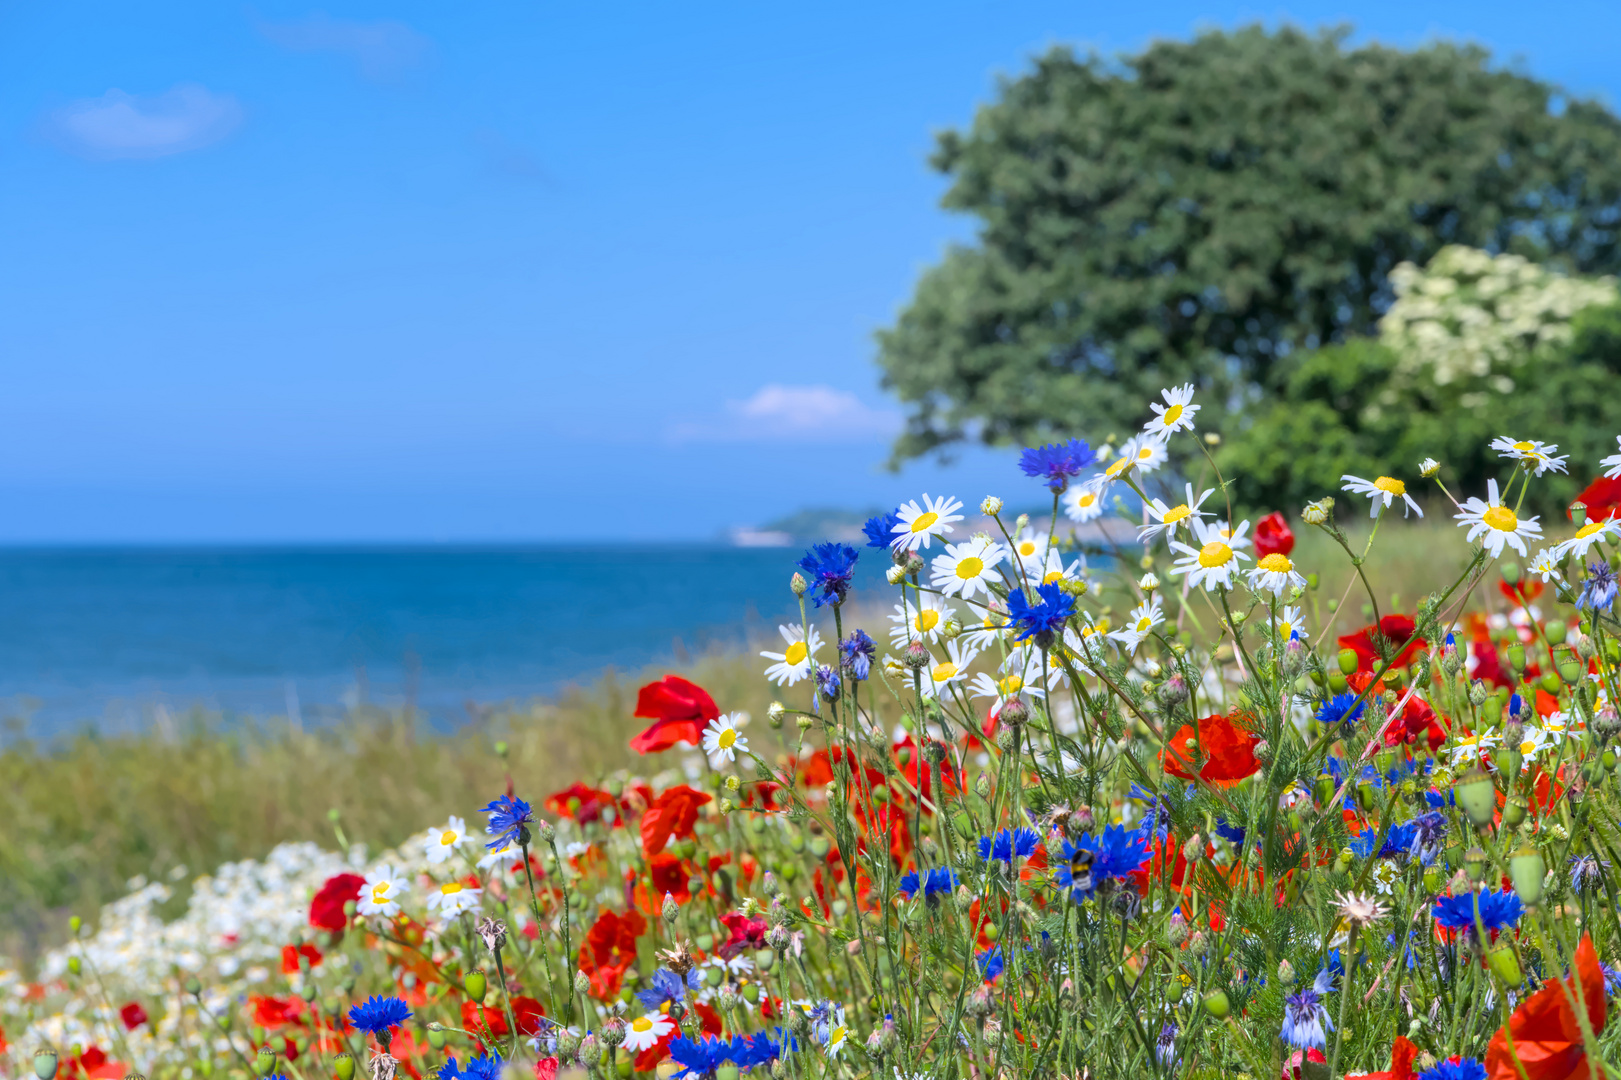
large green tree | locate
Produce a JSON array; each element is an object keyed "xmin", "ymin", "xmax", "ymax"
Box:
[{"xmin": 877, "ymin": 25, "xmax": 1621, "ymax": 461}]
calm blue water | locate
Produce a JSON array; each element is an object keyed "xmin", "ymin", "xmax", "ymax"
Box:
[{"xmin": 0, "ymin": 546, "xmax": 887, "ymax": 736}]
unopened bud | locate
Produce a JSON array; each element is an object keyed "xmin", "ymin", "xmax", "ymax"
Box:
[
  {"xmin": 981, "ymin": 496, "xmax": 1003, "ymax": 516},
  {"xmin": 903, "ymin": 552, "xmax": 925, "ymax": 576},
  {"xmin": 599, "ymin": 1017, "xmax": 627, "ymax": 1050},
  {"xmin": 1420, "ymin": 458, "xmax": 1441, "ymax": 479},
  {"xmin": 1000, "ymin": 698, "xmax": 1030, "ymax": 728},
  {"xmin": 573, "ymin": 969, "xmax": 591, "ymax": 996},
  {"xmin": 662, "ymin": 892, "xmax": 680, "ymax": 924},
  {"xmin": 885, "ymin": 565, "xmax": 906, "ymax": 585},
  {"xmin": 903, "ymin": 641, "xmax": 930, "ymax": 670},
  {"xmin": 789, "ymin": 572, "xmax": 807, "ymax": 597}
]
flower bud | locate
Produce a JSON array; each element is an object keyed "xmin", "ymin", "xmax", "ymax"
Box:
[
  {"xmin": 575, "ymin": 1032, "xmax": 600, "ymax": 1067},
  {"xmin": 903, "ymin": 641, "xmax": 929, "ymax": 670},
  {"xmin": 464, "ymin": 970, "xmax": 487, "ymax": 1001},
  {"xmin": 980, "ymin": 497, "xmax": 1003, "ymax": 516},
  {"xmin": 1464, "ymin": 847, "xmax": 1489, "ymax": 884},
  {"xmin": 1202, "ymin": 990, "xmax": 1230, "ymax": 1019},
  {"xmin": 662, "ymin": 892, "xmax": 680, "ymax": 924},
  {"xmin": 1487, "ymin": 943, "xmax": 1524, "ymax": 987},
  {"xmin": 1302, "ymin": 502, "xmax": 1328, "ymax": 526},
  {"xmin": 1509, "ymin": 845, "xmax": 1546, "ymax": 907},
  {"xmin": 34, "ymin": 1051, "xmax": 58, "ymax": 1080},
  {"xmin": 903, "ymin": 552, "xmax": 924, "ymax": 577},
  {"xmin": 255, "ymin": 1047, "xmax": 278, "ymax": 1077},
  {"xmin": 1468, "ymin": 680, "xmax": 1489, "ymax": 706},
  {"xmin": 1337, "ymin": 648, "xmax": 1359, "ymax": 676},
  {"xmin": 1014, "ymin": 514, "xmax": 1030, "ymax": 532},
  {"xmin": 999, "ymin": 698, "xmax": 1030, "ymax": 728},
  {"xmin": 333, "ymin": 1055, "xmax": 355, "ymax": 1080},
  {"xmin": 885, "ymin": 565, "xmax": 906, "ymax": 585},
  {"xmin": 1507, "ymin": 642, "xmax": 1526, "ymax": 673},
  {"xmin": 599, "ymin": 1017, "xmax": 627, "ymax": 1050},
  {"xmin": 1420, "ymin": 458, "xmax": 1441, "ymax": 479},
  {"xmin": 1277, "ymin": 959, "xmax": 1296, "ymax": 985},
  {"xmin": 535, "ymin": 818, "xmax": 556, "ymax": 843},
  {"xmin": 1069, "ymin": 806, "xmax": 1095, "ymax": 834},
  {"xmin": 573, "ymin": 969, "xmax": 591, "ymax": 997},
  {"xmin": 1454, "ymin": 771, "xmax": 1497, "ymax": 828}
]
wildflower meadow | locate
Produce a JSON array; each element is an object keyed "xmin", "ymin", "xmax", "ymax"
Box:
[{"xmin": 7, "ymin": 390, "xmax": 1621, "ymax": 1080}]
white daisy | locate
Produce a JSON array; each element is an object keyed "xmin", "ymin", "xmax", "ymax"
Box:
[
  {"xmin": 961, "ymin": 607, "xmax": 1012, "ymax": 649},
  {"xmin": 1554, "ymin": 518, "xmax": 1620, "ymax": 562},
  {"xmin": 1139, "ymin": 484, "xmax": 1215, "ymax": 543},
  {"xmin": 1212, "ymin": 519, "xmax": 1252, "ymax": 551},
  {"xmin": 1246, "ymin": 552, "xmax": 1305, "ymax": 597},
  {"xmin": 919, "ymin": 639, "xmax": 980, "ymax": 699},
  {"xmin": 1272, "ymin": 605, "xmax": 1309, "ymax": 642},
  {"xmin": 1119, "ymin": 432, "xmax": 1170, "ymax": 474},
  {"xmin": 931, "ymin": 535, "xmax": 1007, "ymax": 600},
  {"xmin": 426, "ymin": 880, "xmax": 483, "ymax": 918},
  {"xmin": 1455, "ymin": 478, "xmax": 1543, "ymax": 558},
  {"xmin": 761, "ymin": 624, "xmax": 823, "ymax": 685},
  {"xmin": 424, "ymin": 816, "xmax": 470, "ymax": 866},
  {"xmin": 1009, "ymin": 528, "xmax": 1050, "ymax": 572},
  {"xmin": 1447, "ymin": 729, "xmax": 1500, "ymax": 766},
  {"xmin": 1341, "ymin": 474, "xmax": 1424, "ymax": 518},
  {"xmin": 890, "ymin": 494, "xmax": 964, "ymax": 552},
  {"xmin": 477, "ymin": 842, "xmax": 523, "ymax": 872},
  {"xmin": 1144, "ymin": 383, "xmax": 1199, "ymax": 437},
  {"xmin": 702, "ymin": 713, "xmax": 750, "ymax": 763},
  {"xmin": 1032, "ymin": 545, "xmax": 1084, "ymax": 587},
  {"xmin": 1063, "ymin": 483, "xmax": 1105, "ymax": 523},
  {"xmin": 824, "ymin": 1006, "xmax": 850, "ymax": 1058},
  {"xmin": 1107, "ymin": 597, "xmax": 1164, "ymax": 655},
  {"xmin": 1507, "ymin": 727, "xmax": 1548, "ymax": 768},
  {"xmin": 1168, "ymin": 519, "xmax": 1251, "ymax": 592},
  {"xmin": 969, "ymin": 655, "xmax": 1045, "ymax": 711},
  {"xmin": 888, "ymin": 592, "xmax": 954, "ymax": 649},
  {"xmin": 1538, "ymin": 712, "xmax": 1577, "ymax": 744},
  {"xmin": 1490, "ymin": 436, "xmax": 1569, "ymax": 477},
  {"xmin": 1602, "ymin": 435, "xmax": 1621, "ymax": 480},
  {"xmin": 622, "ymin": 1013, "xmax": 675, "ymax": 1054},
  {"xmin": 1529, "ymin": 548, "xmax": 1563, "ymax": 582},
  {"xmin": 358, "ymin": 865, "xmax": 407, "ymax": 918}
]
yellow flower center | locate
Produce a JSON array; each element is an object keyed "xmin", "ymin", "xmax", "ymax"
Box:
[
  {"xmin": 1105, "ymin": 457, "xmax": 1131, "ymax": 478},
  {"xmin": 718, "ymin": 728, "xmax": 737, "ymax": 749},
  {"xmin": 1520, "ymin": 739, "xmax": 1537, "ymax": 755},
  {"xmin": 783, "ymin": 641, "xmax": 808, "ymax": 666},
  {"xmin": 632, "ymin": 1018, "xmax": 653, "ymax": 1033},
  {"xmin": 1018, "ymin": 541, "xmax": 1037, "ymax": 556},
  {"xmin": 1135, "ymin": 616, "xmax": 1152, "ymax": 632},
  {"xmin": 1197, "ymin": 542, "xmax": 1233, "ymax": 568},
  {"xmin": 1162, "ymin": 403, "xmax": 1184, "ymax": 425},
  {"xmin": 1076, "ymin": 492, "xmax": 1096, "ymax": 507},
  {"xmin": 372, "ymin": 883, "xmax": 391, "ymax": 903},
  {"xmin": 983, "ymin": 613, "xmax": 1007, "ymax": 629},
  {"xmin": 998, "ymin": 675, "xmax": 1023, "ymax": 695},
  {"xmin": 915, "ymin": 609, "xmax": 940, "ymax": 632},
  {"xmin": 1137, "ymin": 445, "xmax": 1156, "ymax": 461},
  {"xmin": 931, "ymin": 662, "xmax": 957, "ymax": 682},
  {"xmin": 1483, "ymin": 505, "xmax": 1518, "ymax": 532},
  {"xmin": 441, "ymin": 882, "xmax": 463, "ymax": 895},
  {"xmin": 1373, "ymin": 476, "xmax": 1405, "ymax": 495},
  {"xmin": 1161, "ymin": 505, "xmax": 1190, "ymax": 524},
  {"xmin": 1575, "ymin": 521, "xmax": 1605, "ymax": 539},
  {"xmin": 440, "ymin": 830, "xmax": 457, "ymax": 845},
  {"xmin": 1278, "ymin": 621, "xmax": 1293, "ymax": 637},
  {"xmin": 954, "ymin": 556, "xmax": 984, "ymax": 580},
  {"xmin": 1512, "ymin": 441, "xmax": 1536, "ymax": 453},
  {"xmin": 910, "ymin": 511, "xmax": 938, "ymax": 533},
  {"xmin": 1258, "ymin": 553, "xmax": 1292, "ymax": 573},
  {"xmin": 1042, "ymin": 570, "xmax": 1065, "ymax": 585}
]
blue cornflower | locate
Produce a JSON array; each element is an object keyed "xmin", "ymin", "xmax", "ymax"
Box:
[
  {"xmin": 635, "ymin": 967, "xmax": 701, "ymax": 1011},
  {"xmin": 1417, "ymin": 1059, "xmax": 1487, "ymax": 1080},
  {"xmin": 1603, "ymin": 961, "xmax": 1621, "ymax": 998},
  {"xmin": 668, "ymin": 1035, "xmax": 735, "ymax": 1079},
  {"xmin": 798, "ymin": 542, "xmax": 859, "ymax": 608},
  {"xmin": 1057, "ymin": 825, "xmax": 1150, "ymax": 899},
  {"xmin": 1315, "ymin": 693, "xmax": 1365, "ymax": 731},
  {"xmin": 978, "ymin": 946, "xmax": 1005, "ymax": 982},
  {"xmin": 815, "ymin": 664, "xmax": 841, "ymax": 704},
  {"xmin": 479, "ymin": 795, "xmax": 534, "ymax": 850},
  {"xmin": 1006, "ymin": 582, "xmax": 1076, "ymax": 649},
  {"xmin": 734, "ymin": 1029, "xmax": 790, "ymax": 1068},
  {"xmin": 1155, "ymin": 1022, "xmax": 1178, "ymax": 1067},
  {"xmin": 1409, "ymin": 811, "xmax": 1448, "ymax": 864},
  {"xmin": 1213, "ymin": 817, "xmax": 1246, "ymax": 846},
  {"xmin": 1019, "ymin": 439, "xmax": 1095, "ymax": 492},
  {"xmin": 838, "ymin": 629, "xmax": 875, "ymax": 680},
  {"xmin": 1280, "ymin": 972, "xmax": 1334, "ymax": 1050},
  {"xmin": 440, "ymin": 1054, "xmax": 502, "ymax": 1080},
  {"xmin": 1579, "ymin": 562, "xmax": 1619, "ymax": 611},
  {"xmin": 898, "ymin": 867, "xmax": 958, "ymax": 902},
  {"xmin": 861, "ymin": 510, "xmax": 903, "ymax": 549},
  {"xmin": 1571, "ymin": 853, "xmax": 1609, "ymax": 893},
  {"xmin": 1433, "ymin": 889, "xmax": 1522, "ymax": 936},
  {"xmin": 348, "ymin": 995, "xmax": 411, "ymax": 1035},
  {"xmin": 978, "ymin": 827, "xmax": 1040, "ymax": 863}
]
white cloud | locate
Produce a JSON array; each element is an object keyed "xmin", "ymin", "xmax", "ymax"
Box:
[
  {"xmin": 668, "ymin": 384, "xmax": 902, "ymax": 443},
  {"xmin": 258, "ymin": 13, "xmax": 434, "ymax": 82},
  {"xmin": 47, "ymin": 85, "xmax": 242, "ymax": 160}
]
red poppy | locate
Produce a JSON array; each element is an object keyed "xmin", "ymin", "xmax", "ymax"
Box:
[
  {"xmin": 1338, "ymin": 615, "xmax": 1426, "ymax": 674},
  {"xmin": 461, "ymin": 1000, "xmax": 508, "ymax": 1041},
  {"xmin": 280, "ymin": 943, "xmax": 322, "ymax": 975},
  {"xmin": 1500, "ymin": 578, "xmax": 1545, "ymax": 606},
  {"xmin": 1162, "ymin": 714, "xmax": 1261, "ymax": 785},
  {"xmin": 1472, "ymin": 637, "xmax": 1513, "ymax": 690},
  {"xmin": 250, "ymin": 995, "xmax": 305, "ymax": 1029},
  {"xmin": 308, "ymin": 873, "xmax": 364, "ymax": 933},
  {"xmin": 578, "ymin": 907, "xmax": 647, "ymax": 999},
  {"xmin": 545, "ymin": 783, "xmax": 616, "ymax": 824},
  {"xmin": 1486, "ymin": 934, "xmax": 1606, "ymax": 1079},
  {"xmin": 1254, "ymin": 512, "xmax": 1295, "ymax": 559},
  {"xmin": 716, "ymin": 912, "xmax": 768, "ymax": 959},
  {"xmin": 119, "ymin": 1002, "xmax": 148, "ymax": 1030},
  {"xmin": 1347, "ymin": 1038, "xmax": 1419, "ymax": 1080},
  {"xmin": 67, "ymin": 1046, "xmax": 122, "ymax": 1080},
  {"xmin": 534, "ymin": 1059, "xmax": 559, "ymax": 1080},
  {"xmin": 693, "ymin": 1001, "xmax": 724, "ymax": 1036},
  {"xmin": 1574, "ymin": 474, "xmax": 1621, "ymax": 522},
  {"xmin": 640, "ymin": 785, "xmax": 712, "ymax": 856},
  {"xmin": 642, "ymin": 851, "xmax": 693, "ymax": 908},
  {"xmin": 1380, "ymin": 695, "xmax": 1448, "ymax": 751},
  {"xmin": 629, "ymin": 676, "xmax": 718, "ymax": 754},
  {"xmin": 891, "ymin": 734, "xmax": 961, "ymax": 808},
  {"xmin": 511, "ymin": 996, "xmax": 547, "ymax": 1037}
]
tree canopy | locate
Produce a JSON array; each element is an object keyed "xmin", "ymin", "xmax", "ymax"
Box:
[{"xmin": 876, "ymin": 25, "xmax": 1621, "ymax": 462}]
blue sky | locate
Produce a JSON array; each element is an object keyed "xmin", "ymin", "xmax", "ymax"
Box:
[{"xmin": 3, "ymin": 1, "xmax": 1618, "ymax": 542}]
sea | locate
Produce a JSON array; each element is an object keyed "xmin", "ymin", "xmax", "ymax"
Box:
[{"xmin": 0, "ymin": 545, "xmax": 892, "ymax": 737}]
